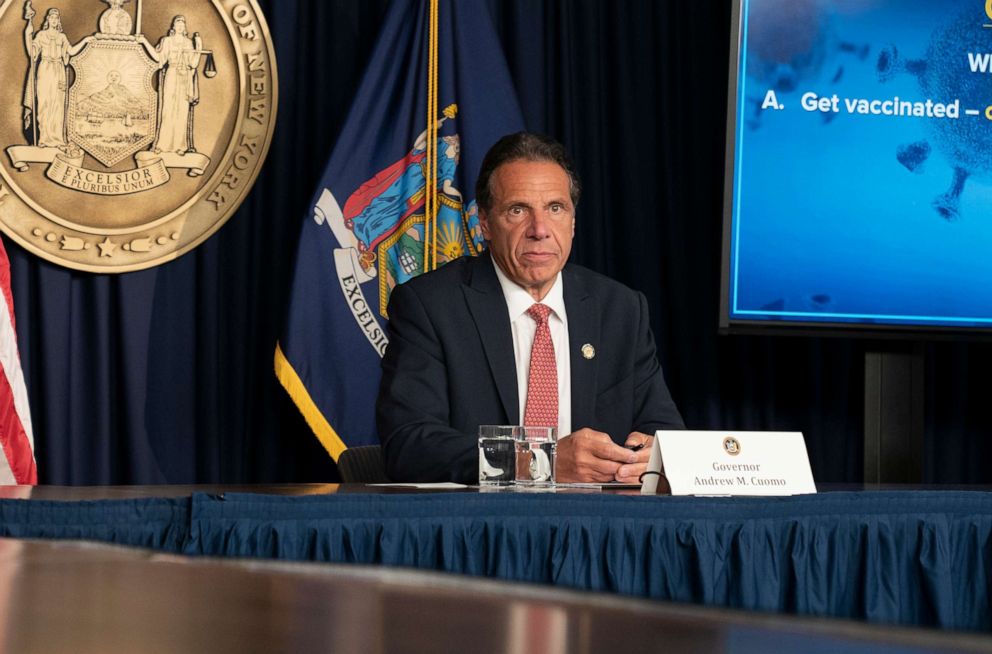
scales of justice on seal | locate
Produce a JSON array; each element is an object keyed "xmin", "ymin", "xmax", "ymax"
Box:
[
  {"xmin": 9, "ymin": 0, "xmax": 217, "ymax": 186},
  {"xmin": 0, "ymin": 0, "xmax": 277, "ymax": 273}
]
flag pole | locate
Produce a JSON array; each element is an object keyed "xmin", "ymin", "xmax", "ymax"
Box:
[
  {"xmin": 424, "ymin": 0, "xmax": 439, "ymax": 272},
  {"xmin": 135, "ymin": 0, "xmax": 142, "ymax": 35}
]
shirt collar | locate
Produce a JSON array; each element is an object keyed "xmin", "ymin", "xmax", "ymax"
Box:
[{"xmin": 491, "ymin": 255, "xmax": 566, "ymax": 322}]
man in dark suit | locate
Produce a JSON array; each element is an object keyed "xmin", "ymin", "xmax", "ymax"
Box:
[{"xmin": 377, "ymin": 133, "xmax": 684, "ymax": 484}]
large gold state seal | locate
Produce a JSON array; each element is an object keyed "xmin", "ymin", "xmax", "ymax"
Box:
[{"xmin": 0, "ymin": 0, "xmax": 276, "ymax": 272}]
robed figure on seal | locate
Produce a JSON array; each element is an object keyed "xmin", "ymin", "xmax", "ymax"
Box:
[
  {"xmin": 149, "ymin": 16, "xmax": 202, "ymax": 155},
  {"xmin": 21, "ymin": 5, "xmax": 89, "ymax": 148}
]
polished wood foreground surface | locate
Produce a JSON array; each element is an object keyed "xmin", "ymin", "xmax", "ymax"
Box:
[{"xmin": 0, "ymin": 538, "xmax": 989, "ymax": 654}]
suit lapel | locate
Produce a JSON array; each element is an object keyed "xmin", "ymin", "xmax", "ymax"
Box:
[
  {"xmin": 463, "ymin": 257, "xmax": 519, "ymax": 422},
  {"xmin": 564, "ymin": 266, "xmax": 599, "ymax": 431}
]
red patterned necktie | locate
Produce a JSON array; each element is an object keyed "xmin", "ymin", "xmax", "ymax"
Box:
[{"xmin": 524, "ymin": 303, "xmax": 558, "ymax": 428}]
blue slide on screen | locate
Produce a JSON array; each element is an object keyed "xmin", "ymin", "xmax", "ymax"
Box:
[{"xmin": 726, "ymin": 0, "xmax": 992, "ymax": 330}]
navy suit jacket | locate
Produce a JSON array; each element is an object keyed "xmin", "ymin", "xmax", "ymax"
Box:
[{"xmin": 376, "ymin": 255, "xmax": 684, "ymax": 483}]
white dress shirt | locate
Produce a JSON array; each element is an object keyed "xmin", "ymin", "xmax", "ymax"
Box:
[{"xmin": 492, "ymin": 260, "xmax": 572, "ymax": 437}]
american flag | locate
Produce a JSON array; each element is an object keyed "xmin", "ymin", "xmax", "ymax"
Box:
[{"xmin": 0, "ymin": 239, "xmax": 36, "ymax": 485}]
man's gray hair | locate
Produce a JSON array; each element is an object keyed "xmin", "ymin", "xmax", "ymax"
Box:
[{"xmin": 475, "ymin": 132, "xmax": 581, "ymax": 213}]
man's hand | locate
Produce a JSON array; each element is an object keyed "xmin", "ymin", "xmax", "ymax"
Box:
[
  {"xmin": 555, "ymin": 428, "xmax": 641, "ymax": 483},
  {"xmin": 614, "ymin": 432, "xmax": 655, "ymax": 484}
]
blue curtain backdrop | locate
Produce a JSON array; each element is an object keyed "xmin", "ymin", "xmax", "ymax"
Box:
[{"xmin": 6, "ymin": 0, "xmax": 988, "ymax": 485}]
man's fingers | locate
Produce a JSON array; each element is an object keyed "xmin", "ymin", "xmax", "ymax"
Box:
[
  {"xmin": 572, "ymin": 449, "xmax": 622, "ymax": 478},
  {"xmin": 572, "ymin": 430, "xmax": 637, "ymax": 463},
  {"xmin": 587, "ymin": 439, "xmax": 635, "ymax": 462},
  {"xmin": 557, "ymin": 429, "xmax": 655, "ymax": 483},
  {"xmin": 623, "ymin": 432, "xmax": 644, "ymax": 448},
  {"xmin": 623, "ymin": 433, "xmax": 654, "ymax": 463},
  {"xmin": 614, "ymin": 434, "xmax": 656, "ymax": 482},
  {"xmin": 615, "ymin": 461, "xmax": 648, "ymax": 483},
  {"xmin": 556, "ymin": 429, "xmax": 622, "ymax": 482}
]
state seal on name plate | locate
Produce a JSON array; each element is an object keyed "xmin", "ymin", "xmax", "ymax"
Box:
[{"xmin": 0, "ymin": 0, "xmax": 277, "ymax": 272}]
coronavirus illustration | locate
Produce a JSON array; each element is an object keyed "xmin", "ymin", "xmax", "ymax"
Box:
[
  {"xmin": 877, "ymin": 10, "xmax": 990, "ymax": 220},
  {"xmin": 746, "ymin": 0, "xmax": 869, "ymax": 127}
]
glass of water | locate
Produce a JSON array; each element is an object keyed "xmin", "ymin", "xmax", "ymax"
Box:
[
  {"xmin": 478, "ymin": 425, "xmax": 516, "ymax": 486},
  {"xmin": 514, "ymin": 426, "xmax": 558, "ymax": 487}
]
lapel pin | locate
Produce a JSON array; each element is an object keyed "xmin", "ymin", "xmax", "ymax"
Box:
[{"xmin": 581, "ymin": 343, "xmax": 596, "ymax": 360}]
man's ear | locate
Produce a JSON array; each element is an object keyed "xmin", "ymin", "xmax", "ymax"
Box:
[{"xmin": 479, "ymin": 209, "xmax": 491, "ymax": 240}]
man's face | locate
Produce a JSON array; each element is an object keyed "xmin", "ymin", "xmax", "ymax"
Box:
[{"xmin": 480, "ymin": 159, "xmax": 575, "ymax": 301}]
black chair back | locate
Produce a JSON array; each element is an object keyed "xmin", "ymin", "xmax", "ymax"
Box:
[{"xmin": 337, "ymin": 445, "xmax": 390, "ymax": 483}]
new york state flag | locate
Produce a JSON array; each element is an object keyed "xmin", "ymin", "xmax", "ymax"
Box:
[{"xmin": 276, "ymin": 0, "xmax": 524, "ymax": 461}]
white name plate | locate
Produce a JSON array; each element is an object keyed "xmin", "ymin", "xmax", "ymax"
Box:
[{"xmin": 642, "ymin": 430, "xmax": 817, "ymax": 496}]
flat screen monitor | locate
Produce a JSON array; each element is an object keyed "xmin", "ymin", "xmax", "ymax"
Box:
[{"xmin": 721, "ymin": 0, "xmax": 992, "ymax": 335}]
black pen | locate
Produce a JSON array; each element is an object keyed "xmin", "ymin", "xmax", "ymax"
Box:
[{"xmin": 625, "ymin": 443, "xmax": 645, "ymax": 452}]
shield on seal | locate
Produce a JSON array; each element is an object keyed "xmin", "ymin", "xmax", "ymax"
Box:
[{"xmin": 67, "ymin": 39, "xmax": 158, "ymax": 167}]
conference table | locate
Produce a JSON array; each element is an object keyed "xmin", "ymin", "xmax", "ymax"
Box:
[{"xmin": 1, "ymin": 483, "xmax": 991, "ymax": 645}]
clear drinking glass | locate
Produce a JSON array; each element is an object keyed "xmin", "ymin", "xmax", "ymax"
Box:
[
  {"xmin": 514, "ymin": 426, "xmax": 558, "ymax": 487},
  {"xmin": 478, "ymin": 425, "xmax": 516, "ymax": 486}
]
